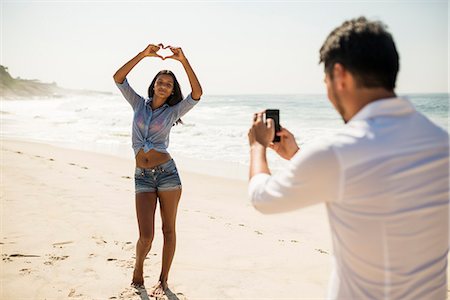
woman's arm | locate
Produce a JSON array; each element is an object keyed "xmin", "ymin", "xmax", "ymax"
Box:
[
  {"xmin": 113, "ymin": 44, "xmax": 162, "ymax": 84},
  {"xmin": 166, "ymin": 47, "xmax": 203, "ymax": 100}
]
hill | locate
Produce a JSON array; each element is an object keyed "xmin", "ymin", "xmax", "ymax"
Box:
[{"xmin": 0, "ymin": 65, "xmax": 111, "ymax": 99}]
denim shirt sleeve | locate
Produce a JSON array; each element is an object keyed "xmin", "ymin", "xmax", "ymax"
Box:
[
  {"xmin": 172, "ymin": 93, "xmax": 200, "ymax": 119},
  {"xmin": 115, "ymin": 78, "xmax": 145, "ymax": 110}
]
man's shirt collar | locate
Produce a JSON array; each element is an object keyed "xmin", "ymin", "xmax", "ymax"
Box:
[{"xmin": 350, "ymin": 97, "xmax": 416, "ymax": 122}]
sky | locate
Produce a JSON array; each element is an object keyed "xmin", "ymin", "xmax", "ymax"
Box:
[{"xmin": 1, "ymin": 0, "xmax": 448, "ymax": 95}]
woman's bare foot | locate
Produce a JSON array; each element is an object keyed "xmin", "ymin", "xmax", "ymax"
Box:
[
  {"xmin": 150, "ymin": 281, "xmax": 168, "ymax": 297},
  {"xmin": 131, "ymin": 268, "xmax": 144, "ymax": 288}
]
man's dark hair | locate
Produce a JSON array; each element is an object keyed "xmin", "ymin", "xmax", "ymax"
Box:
[{"xmin": 319, "ymin": 17, "xmax": 399, "ymax": 90}]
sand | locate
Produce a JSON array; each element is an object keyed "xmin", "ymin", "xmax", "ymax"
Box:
[{"xmin": 2, "ymin": 138, "xmax": 446, "ymax": 299}]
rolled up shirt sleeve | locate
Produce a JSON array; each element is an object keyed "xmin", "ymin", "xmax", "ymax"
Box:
[
  {"xmin": 248, "ymin": 143, "xmax": 342, "ymax": 214},
  {"xmin": 172, "ymin": 93, "xmax": 199, "ymax": 120},
  {"xmin": 115, "ymin": 78, "xmax": 145, "ymax": 110}
]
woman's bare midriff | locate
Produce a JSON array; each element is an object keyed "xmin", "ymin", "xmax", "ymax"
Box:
[{"xmin": 136, "ymin": 149, "xmax": 172, "ymax": 169}]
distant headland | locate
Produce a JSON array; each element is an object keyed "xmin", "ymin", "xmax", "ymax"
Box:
[{"xmin": 0, "ymin": 65, "xmax": 112, "ymax": 99}]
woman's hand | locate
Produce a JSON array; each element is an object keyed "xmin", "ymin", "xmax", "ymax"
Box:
[
  {"xmin": 269, "ymin": 127, "xmax": 300, "ymax": 160},
  {"xmin": 141, "ymin": 44, "xmax": 163, "ymax": 59},
  {"xmin": 164, "ymin": 46, "xmax": 187, "ymax": 62},
  {"xmin": 164, "ymin": 45, "xmax": 201, "ymax": 99}
]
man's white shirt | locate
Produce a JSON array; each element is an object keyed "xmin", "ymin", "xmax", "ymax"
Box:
[{"xmin": 249, "ymin": 97, "xmax": 449, "ymax": 299}]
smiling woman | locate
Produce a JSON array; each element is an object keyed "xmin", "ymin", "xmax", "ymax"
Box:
[{"xmin": 113, "ymin": 43, "xmax": 202, "ymax": 297}]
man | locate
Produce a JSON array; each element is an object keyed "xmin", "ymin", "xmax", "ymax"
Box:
[{"xmin": 248, "ymin": 17, "xmax": 449, "ymax": 299}]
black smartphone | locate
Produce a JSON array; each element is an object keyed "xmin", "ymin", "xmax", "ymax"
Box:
[{"xmin": 265, "ymin": 109, "xmax": 281, "ymax": 143}]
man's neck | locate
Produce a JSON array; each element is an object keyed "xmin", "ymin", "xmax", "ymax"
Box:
[{"xmin": 345, "ymin": 88, "xmax": 396, "ymax": 121}]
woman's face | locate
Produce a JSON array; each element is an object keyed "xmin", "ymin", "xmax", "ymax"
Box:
[{"xmin": 154, "ymin": 74, "xmax": 174, "ymax": 99}]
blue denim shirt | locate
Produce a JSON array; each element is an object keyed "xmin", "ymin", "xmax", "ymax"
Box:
[{"xmin": 116, "ymin": 78, "xmax": 199, "ymax": 156}]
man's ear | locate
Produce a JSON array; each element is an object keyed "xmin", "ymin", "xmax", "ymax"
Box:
[{"xmin": 331, "ymin": 63, "xmax": 348, "ymax": 91}]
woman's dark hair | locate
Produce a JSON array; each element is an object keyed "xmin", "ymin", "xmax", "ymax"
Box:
[
  {"xmin": 148, "ymin": 70, "xmax": 183, "ymax": 105},
  {"xmin": 319, "ymin": 16, "xmax": 399, "ymax": 90},
  {"xmin": 148, "ymin": 70, "xmax": 184, "ymax": 125}
]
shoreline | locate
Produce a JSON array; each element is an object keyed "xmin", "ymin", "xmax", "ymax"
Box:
[
  {"xmin": 1, "ymin": 135, "xmax": 251, "ymax": 181},
  {"xmin": 1, "ymin": 137, "xmax": 333, "ymax": 299}
]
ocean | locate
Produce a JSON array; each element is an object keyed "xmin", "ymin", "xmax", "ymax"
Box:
[{"xmin": 2, "ymin": 93, "xmax": 448, "ymax": 172}]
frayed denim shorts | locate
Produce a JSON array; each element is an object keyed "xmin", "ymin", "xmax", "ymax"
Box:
[{"xmin": 135, "ymin": 159, "xmax": 182, "ymax": 194}]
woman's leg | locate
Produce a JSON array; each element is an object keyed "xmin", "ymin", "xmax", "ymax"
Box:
[
  {"xmin": 152, "ymin": 189, "xmax": 181, "ymax": 293},
  {"xmin": 132, "ymin": 191, "xmax": 158, "ymax": 286}
]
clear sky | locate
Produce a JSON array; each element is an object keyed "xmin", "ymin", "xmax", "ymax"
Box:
[{"xmin": 1, "ymin": 0, "xmax": 448, "ymax": 95}]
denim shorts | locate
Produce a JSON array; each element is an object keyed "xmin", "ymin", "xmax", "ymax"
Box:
[{"xmin": 135, "ymin": 159, "xmax": 182, "ymax": 193}]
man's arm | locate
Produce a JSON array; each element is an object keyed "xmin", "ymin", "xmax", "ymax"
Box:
[
  {"xmin": 248, "ymin": 112, "xmax": 341, "ymax": 214},
  {"xmin": 248, "ymin": 113, "xmax": 299, "ymax": 180},
  {"xmin": 249, "ymin": 144, "xmax": 270, "ymax": 178},
  {"xmin": 248, "ymin": 112, "xmax": 274, "ymax": 179},
  {"xmin": 249, "ymin": 143, "xmax": 341, "ymax": 214}
]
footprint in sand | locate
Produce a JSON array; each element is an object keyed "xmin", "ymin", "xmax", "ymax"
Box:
[
  {"xmin": 68, "ymin": 288, "xmax": 83, "ymax": 298},
  {"xmin": 254, "ymin": 230, "xmax": 263, "ymax": 235},
  {"xmin": 290, "ymin": 240, "xmax": 299, "ymax": 243},
  {"xmin": 9, "ymin": 254, "xmax": 40, "ymax": 258},
  {"xmin": 52, "ymin": 241, "xmax": 74, "ymax": 249},
  {"xmin": 118, "ymin": 285, "xmax": 189, "ymax": 300},
  {"xmin": 84, "ymin": 268, "xmax": 100, "ymax": 280},
  {"xmin": 68, "ymin": 162, "xmax": 88, "ymax": 169},
  {"xmin": 121, "ymin": 176, "xmax": 132, "ymax": 179},
  {"xmin": 118, "ymin": 285, "xmax": 148, "ymax": 299},
  {"xmin": 121, "ymin": 242, "xmax": 134, "ymax": 251},
  {"xmin": 2, "ymin": 254, "xmax": 12, "ymax": 262},
  {"xmin": 113, "ymin": 259, "xmax": 134, "ymax": 269},
  {"xmin": 19, "ymin": 268, "xmax": 32, "ymax": 275},
  {"xmin": 315, "ymin": 248, "xmax": 328, "ymax": 254},
  {"xmin": 92, "ymin": 235, "xmax": 107, "ymax": 245},
  {"xmin": 44, "ymin": 254, "xmax": 69, "ymax": 265}
]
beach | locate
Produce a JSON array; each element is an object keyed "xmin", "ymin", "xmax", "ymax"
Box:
[
  {"xmin": 1, "ymin": 138, "xmax": 333, "ymax": 299},
  {"xmin": 1, "ymin": 92, "xmax": 449, "ymax": 299}
]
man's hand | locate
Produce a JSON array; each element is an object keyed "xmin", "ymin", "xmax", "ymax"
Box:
[
  {"xmin": 269, "ymin": 127, "xmax": 300, "ymax": 160},
  {"xmin": 248, "ymin": 112, "xmax": 275, "ymax": 148}
]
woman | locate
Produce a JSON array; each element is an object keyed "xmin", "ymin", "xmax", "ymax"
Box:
[{"xmin": 113, "ymin": 43, "xmax": 202, "ymax": 297}]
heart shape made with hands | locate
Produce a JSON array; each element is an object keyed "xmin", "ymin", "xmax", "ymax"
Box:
[{"xmin": 156, "ymin": 44, "xmax": 175, "ymax": 60}]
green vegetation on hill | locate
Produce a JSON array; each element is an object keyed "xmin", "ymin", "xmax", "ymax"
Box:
[{"xmin": 0, "ymin": 65, "xmax": 111, "ymax": 98}]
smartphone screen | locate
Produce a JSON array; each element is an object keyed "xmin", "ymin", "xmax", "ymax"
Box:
[{"xmin": 265, "ymin": 109, "xmax": 281, "ymax": 143}]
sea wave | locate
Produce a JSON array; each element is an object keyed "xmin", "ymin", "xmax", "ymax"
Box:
[{"xmin": 1, "ymin": 93, "xmax": 448, "ymax": 168}]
